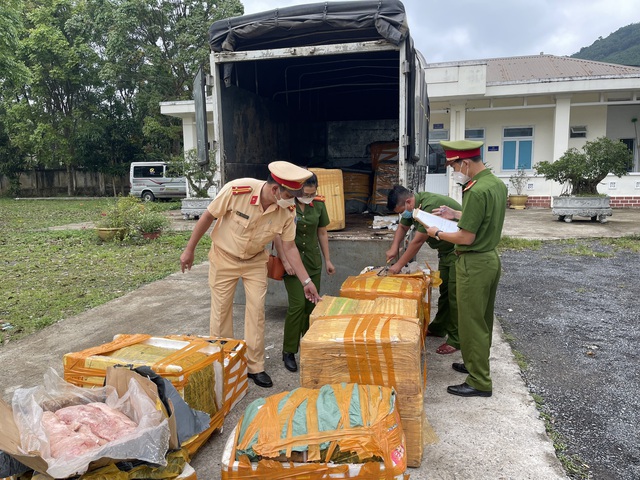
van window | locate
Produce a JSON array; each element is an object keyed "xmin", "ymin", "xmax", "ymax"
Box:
[{"xmin": 133, "ymin": 165, "xmax": 164, "ymax": 178}]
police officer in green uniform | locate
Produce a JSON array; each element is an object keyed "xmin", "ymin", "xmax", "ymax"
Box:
[
  {"xmin": 416, "ymin": 140, "xmax": 507, "ymax": 398},
  {"xmin": 274, "ymin": 174, "xmax": 335, "ymax": 372},
  {"xmin": 386, "ymin": 185, "xmax": 462, "ymax": 355}
]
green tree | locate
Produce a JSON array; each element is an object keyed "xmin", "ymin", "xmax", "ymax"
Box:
[
  {"xmin": 7, "ymin": 0, "xmax": 103, "ymax": 195},
  {"xmin": 0, "ymin": 0, "xmax": 30, "ymax": 193},
  {"xmin": 1, "ymin": 0, "xmax": 244, "ymax": 195},
  {"xmin": 0, "ymin": 0, "xmax": 30, "ymax": 90},
  {"xmin": 101, "ymin": 0, "xmax": 244, "ymax": 160},
  {"xmin": 535, "ymin": 137, "xmax": 632, "ymax": 195}
]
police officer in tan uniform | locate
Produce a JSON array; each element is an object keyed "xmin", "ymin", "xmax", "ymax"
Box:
[{"xmin": 180, "ymin": 161, "xmax": 322, "ymax": 388}]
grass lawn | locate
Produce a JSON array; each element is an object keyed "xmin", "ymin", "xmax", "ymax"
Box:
[{"xmin": 0, "ymin": 198, "xmax": 210, "ymax": 342}]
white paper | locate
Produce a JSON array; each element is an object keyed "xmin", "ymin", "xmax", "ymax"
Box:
[{"xmin": 412, "ymin": 208, "xmax": 459, "ymax": 233}]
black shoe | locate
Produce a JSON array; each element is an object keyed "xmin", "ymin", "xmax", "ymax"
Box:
[
  {"xmin": 248, "ymin": 371, "xmax": 273, "ymax": 388},
  {"xmin": 283, "ymin": 352, "xmax": 298, "ymax": 372},
  {"xmin": 452, "ymin": 362, "xmax": 469, "ymax": 374},
  {"xmin": 447, "ymin": 382, "xmax": 492, "ymax": 397}
]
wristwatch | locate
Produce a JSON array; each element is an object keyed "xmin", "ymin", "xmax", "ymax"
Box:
[
  {"xmin": 302, "ymin": 277, "xmax": 312, "ymax": 286},
  {"xmin": 434, "ymin": 230, "xmax": 443, "ymax": 241}
]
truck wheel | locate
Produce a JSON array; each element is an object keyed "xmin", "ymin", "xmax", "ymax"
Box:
[{"xmin": 142, "ymin": 191, "xmax": 155, "ymax": 202}]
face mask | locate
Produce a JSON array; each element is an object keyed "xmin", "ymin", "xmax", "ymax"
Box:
[
  {"xmin": 276, "ymin": 189, "xmax": 295, "ymax": 208},
  {"xmin": 401, "ymin": 209, "xmax": 413, "ymax": 219},
  {"xmin": 298, "ymin": 196, "xmax": 314, "ymax": 204},
  {"xmin": 452, "ymin": 162, "xmax": 471, "ymax": 185}
]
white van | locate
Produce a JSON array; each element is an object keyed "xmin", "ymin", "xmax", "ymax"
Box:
[{"xmin": 129, "ymin": 162, "xmax": 187, "ymax": 201}]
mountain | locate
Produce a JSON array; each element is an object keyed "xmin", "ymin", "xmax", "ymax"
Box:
[{"xmin": 571, "ymin": 22, "xmax": 640, "ymax": 67}]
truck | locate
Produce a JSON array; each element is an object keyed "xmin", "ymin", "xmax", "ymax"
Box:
[
  {"xmin": 205, "ymin": 0, "xmax": 430, "ymax": 302},
  {"xmin": 207, "ymin": 0, "xmax": 429, "ymax": 208}
]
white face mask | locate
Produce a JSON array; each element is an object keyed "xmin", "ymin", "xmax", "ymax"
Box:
[
  {"xmin": 276, "ymin": 189, "xmax": 295, "ymax": 208},
  {"xmin": 298, "ymin": 196, "xmax": 314, "ymax": 204},
  {"xmin": 452, "ymin": 162, "xmax": 471, "ymax": 185}
]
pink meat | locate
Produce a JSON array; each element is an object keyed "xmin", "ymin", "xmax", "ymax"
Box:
[
  {"xmin": 54, "ymin": 402, "xmax": 137, "ymax": 442},
  {"xmin": 41, "ymin": 411, "xmax": 102, "ymax": 459},
  {"xmin": 39, "ymin": 402, "xmax": 139, "ymax": 459}
]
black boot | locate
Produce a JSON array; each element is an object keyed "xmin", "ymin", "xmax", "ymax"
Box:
[{"xmin": 283, "ymin": 352, "xmax": 298, "ymax": 372}]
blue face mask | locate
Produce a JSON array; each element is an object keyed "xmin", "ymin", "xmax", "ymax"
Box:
[{"xmin": 401, "ymin": 209, "xmax": 413, "ymax": 219}]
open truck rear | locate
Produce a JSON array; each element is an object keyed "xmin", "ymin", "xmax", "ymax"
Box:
[{"xmin": 207, "ymin": 0, "xmax": 430, "ymax": 302}]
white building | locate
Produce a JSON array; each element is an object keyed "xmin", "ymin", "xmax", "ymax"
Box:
[
  {"xmin": 426, "ymin": 54, "xmax": 640, "ymax": 207},
  {"xmin": 161, "ymin": 54, "xmax": 640, "ymax": 207}
]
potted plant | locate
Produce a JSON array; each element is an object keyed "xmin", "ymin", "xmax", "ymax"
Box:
[
  {"xmin": 95, "ymin": 196, "xmax": 141, "ymax": 241},
  {"xmin": 169, "ymin": 148, "xmax": 219, "ymax": 219},
  {"xmin": 508, "ymin": 167, "xmax": 529, "ymax": 210},
  {"xmin": 535, "ymin": 136, "xmax": 631, "ymax": 223},
  {"xmin": 136, "ymin": 207, "xmax": 170, "ymax": 240}
]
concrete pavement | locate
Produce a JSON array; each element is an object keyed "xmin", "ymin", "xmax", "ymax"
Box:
[{"xmin": 2, "ymin": 208, "xmax": 639, "ymax": 478}]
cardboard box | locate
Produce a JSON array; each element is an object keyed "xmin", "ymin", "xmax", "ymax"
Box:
[
  {"xmin": 339, "ymin": 272, "xmax": 431, "ymax": 337},
  {"xmin": 300, "ymin": 313, "xmax": 426, "ymax": 467},
  {"xmin": 310, "ymin": 295, "xmax": 419, "ymax": 326},
  {"xmin": 64, "ymin": 334, "xmax": 224, "ymax": 419},
  {"xmin": 308, "ymin": 168, "xmax": 345, "ymax": 231},
  {"xmin": 401, "ymin": 410, "xmax": 438, "ymax": 468},
  {"xmin": 164, "ymin": 335, "xmax": 248, "ymax": 416},
  {"xmin": 370, "ymin": 142, "xmax": 399, "ymax": 207},
  {"xmin": 0, "ymin": 368, "xmax": 174, "ymax": 479}
]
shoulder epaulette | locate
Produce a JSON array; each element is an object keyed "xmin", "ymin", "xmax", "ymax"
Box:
[
  {"xmin": 313, "ymin": 195, "xmax": 326, "ymax": 202},
  {"xmin": 231, "ymin": 186, "xmax": 253, "ymax": 195},
  {"xmin": 463, "ymin": 180, "xmax": 477, "ymax": 192}
]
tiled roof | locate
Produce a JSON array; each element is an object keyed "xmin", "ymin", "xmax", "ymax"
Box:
[
  {"xmin": 429, "ymin": 54, "xmax": 640, "ymax": 84},
  {"xmin": 487, "ymin": 55, "xmax": 640, "ymax": 83}
]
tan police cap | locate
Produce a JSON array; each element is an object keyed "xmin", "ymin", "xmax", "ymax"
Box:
[
  {"xmin": 440, "ymin": 140, "xmax": 484, "ymax": 166},
  {"xmin": 268, "ymin": 161, "xmax": 312, "ymax": 191}
]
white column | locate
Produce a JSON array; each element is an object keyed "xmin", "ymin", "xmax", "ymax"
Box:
[
  {"xmin": 551, "ymin": 95, "xmax": 571, "ymax": 197},
  {"xmin": 553, "ymin": 96, "xmax": 571, "ymax": 161},
  {"xmin": 448, "ymin": 102, "xmax": 467, "ymax": 204}
]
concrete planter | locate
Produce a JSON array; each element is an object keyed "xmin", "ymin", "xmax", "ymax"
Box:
[
  {"xmin": 551, "ymin": 195, "xmax": 612, "ymax": 223},
  {"xmin": 181, "ymin": 198, "xmax": 213, "ymax": 220}
]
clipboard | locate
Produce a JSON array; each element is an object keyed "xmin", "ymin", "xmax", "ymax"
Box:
[{"xmin": 412, "ymin": 208, "xmax": 459, "ymax": 233}]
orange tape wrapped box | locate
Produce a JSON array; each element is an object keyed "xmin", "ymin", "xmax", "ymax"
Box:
[
  {"xmin": 221, "ymin": 383, "xmax": 406, "ymax": 479},
  {"xmin": 339, "ymin": 272, "xmax": 432, "ymax": 338},
  {"xmin": 63, "ymin": 334, "xmax": 225, "ymax": 456},
  {"xmin": 165, "ymin": 335, "xmax": 248, "ymax": 416},
  {"xmin": 300, "ymin": 314, "xmax": 426, "ymax": 467}
]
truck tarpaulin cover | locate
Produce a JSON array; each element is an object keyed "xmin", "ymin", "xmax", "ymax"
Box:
[{"xmin": 209, "ymin": 0, "xmax": 409, "ymax": 52}]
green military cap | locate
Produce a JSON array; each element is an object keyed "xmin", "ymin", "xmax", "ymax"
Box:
[{"xmin": 440, "ymin": 140, "xmax": 484, "ymax": 165}]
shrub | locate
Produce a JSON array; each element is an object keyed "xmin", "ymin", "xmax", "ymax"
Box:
[
  {"xmin": 136, "ymin": 208, "xmax": 170, "ymax": 233},
  {"xmin": 508, "ymin": 167, "xmax": 528, "ymax": 195},
  {"xmin": 534, "ymin": 137, "xmax": 631, "ymax": 195},
  {"xmin": 95, "ymin": 196, "xmax": 141, "ymax": 232}
]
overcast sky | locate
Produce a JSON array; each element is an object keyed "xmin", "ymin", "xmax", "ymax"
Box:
[{"xmin": 240, "ymin": 0, "xmax": 639, "ymax": 64}]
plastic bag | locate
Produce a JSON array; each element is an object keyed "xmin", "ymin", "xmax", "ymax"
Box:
[{"xmin": 12, "ymin": 368, "xmax": 170, "ymax": 479}]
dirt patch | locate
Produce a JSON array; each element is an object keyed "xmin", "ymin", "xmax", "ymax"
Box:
[{"xmin": 496, "ymin": 239, "xmax": 640, "ymax": 479}]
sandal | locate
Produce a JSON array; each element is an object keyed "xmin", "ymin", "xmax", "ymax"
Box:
[{"xmin": 436, "ymin": 343, "xmax": 459, "ymax": 355}]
